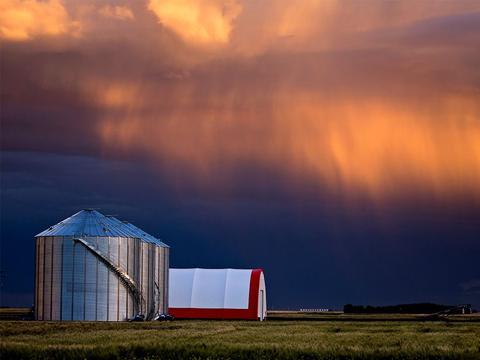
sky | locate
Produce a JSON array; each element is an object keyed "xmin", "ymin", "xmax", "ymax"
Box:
[{"xmin": 1, "ymin": 0, "xmax": 480, "ymax": 310}]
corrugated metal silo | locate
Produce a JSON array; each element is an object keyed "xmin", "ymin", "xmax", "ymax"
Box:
[{"xmin": 34, "ymin": 209, "xmax": 169, "ymax": 321}]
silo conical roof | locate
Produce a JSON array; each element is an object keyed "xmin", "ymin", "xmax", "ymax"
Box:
[{"xmin": 35, "ymin": 209, "xmax": 168, "ymax": 247}]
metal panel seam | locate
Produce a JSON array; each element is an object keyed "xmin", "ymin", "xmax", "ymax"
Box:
[{"xmin": 50, "ymin": 238, "xmax": 54, "ymax": 320}]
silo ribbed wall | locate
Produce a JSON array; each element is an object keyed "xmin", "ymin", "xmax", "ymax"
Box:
[{"xmin": 35, "ymin": 235, "xmax": 169, "ymax": 321}]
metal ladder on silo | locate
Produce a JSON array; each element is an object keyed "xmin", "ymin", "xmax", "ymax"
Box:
[{"xmin": 73, "ymin": 238, "xmax": 146, "ymax": 318}]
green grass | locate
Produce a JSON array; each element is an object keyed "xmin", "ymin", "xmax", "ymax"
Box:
[{"xmin": 1, "ymin": 319, "xmax": 479, "ymax": 359}]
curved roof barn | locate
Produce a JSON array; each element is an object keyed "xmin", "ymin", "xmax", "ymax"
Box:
[{"xmin": 169, "ymin": 268, "xmax": 267, "ymax": 320}]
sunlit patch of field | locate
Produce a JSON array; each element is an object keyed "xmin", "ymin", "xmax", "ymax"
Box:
[{"xmin": 1, "ymin": 318, "xmax": 479, "ymax": 359}]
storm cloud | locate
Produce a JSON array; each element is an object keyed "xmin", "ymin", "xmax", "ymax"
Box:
[{"xmin": 1, "ymin": 0, "xmax": 479, "ymax": 309}]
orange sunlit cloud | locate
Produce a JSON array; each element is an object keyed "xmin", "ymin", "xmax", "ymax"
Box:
[
  {"xmin": 229, "ymin": 0, "xmax": 480, "ymax": 54},
  {"xmin": 0, "ymin": 0, "xmax": 80, "ymax": 41},
  {"xmin": 148, "ymin": 0, "xmax": 242, "ymax": 46}
]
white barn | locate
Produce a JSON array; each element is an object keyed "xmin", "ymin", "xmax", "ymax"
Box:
[{"xmin": 169, "ymin": 268, "xmax": 267, "ymax": 320}]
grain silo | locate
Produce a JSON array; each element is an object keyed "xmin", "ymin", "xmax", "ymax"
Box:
[{"xmin": 34, "ymin": 209, "xmax": 169, "ymax": 321}]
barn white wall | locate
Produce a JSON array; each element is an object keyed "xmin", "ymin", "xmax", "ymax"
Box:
[{"xmin": 169, "ymin": 268, "xmax": 251, "ymax": 309}]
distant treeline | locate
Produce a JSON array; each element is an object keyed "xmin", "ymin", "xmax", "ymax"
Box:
[{"xmin": 343, "ymin": 303, "xmax": 472, "ymax": 314}]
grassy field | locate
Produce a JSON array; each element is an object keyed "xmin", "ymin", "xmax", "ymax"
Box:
[{"xmin": 1, "ymin": 318, "xmax": 480, "ymax": 360}]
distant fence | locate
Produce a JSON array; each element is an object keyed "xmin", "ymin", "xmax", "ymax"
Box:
[
  {"xmin": 343, "ymin": 303, "xmax": 473, "ymax": 314},
  {"xmin": 300, "ymin": 309, "xmax": 330, "ymax": 312}
]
